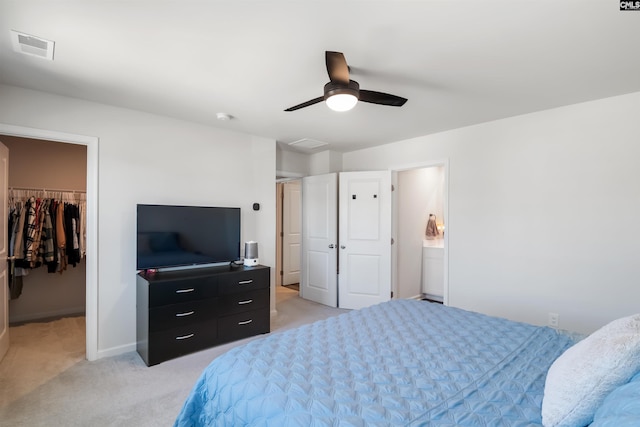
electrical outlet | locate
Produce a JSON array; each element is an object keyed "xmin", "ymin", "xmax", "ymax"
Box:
[{"xmin": 548, "ymin": 312, "xmax": 559, "ymax": 328}]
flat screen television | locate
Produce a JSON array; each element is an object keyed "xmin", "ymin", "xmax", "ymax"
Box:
[{"xmin": 136, "ymin": 204, "xmax": 241, "ymax": 270}]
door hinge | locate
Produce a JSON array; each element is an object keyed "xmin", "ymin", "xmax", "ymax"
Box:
[
  {"xmin": 280, "ymin": 231, "xmax": 284, "ymax": 237},
  {"xmin": 390, "ymin": 291, "xmax": 394, "ymax": 298},
  {"xmin": 391, "ymin": 237, "xmax": 394, "ymax": 245},
  {"xmin": 279, "ymin": 270, "xmax": 283, "ymax": 276},
  {"xmin": 391, "ymin": 184, "xmax": 395, "ymax": 191}
]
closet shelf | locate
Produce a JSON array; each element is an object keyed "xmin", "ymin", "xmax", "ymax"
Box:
[
  {"xmin": 9, "ymin": 186, "xmax": 85, "ymax": 193},
  {"xmin": 9, "ymin": 187, "xmax": 86, "ymax": 202}
]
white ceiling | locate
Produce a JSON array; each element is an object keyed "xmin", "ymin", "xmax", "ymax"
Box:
[{"xmin": 1, "ymin": 1, "xmax": 639, "ymax": 153}]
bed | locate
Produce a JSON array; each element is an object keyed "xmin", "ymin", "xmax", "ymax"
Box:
[{"xmin": 174, "ymin": 299, "xmax": 640, "ymax": 427}]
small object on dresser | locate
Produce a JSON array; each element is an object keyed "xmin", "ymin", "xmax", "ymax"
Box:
[{"xmin": 244, "ymin": 241, "xmax": 259, "ymax": 267}]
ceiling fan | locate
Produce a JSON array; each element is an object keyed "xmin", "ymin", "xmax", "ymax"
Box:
[{"xmin": 284, "ymin": 51, "xmax": 408, "ymax": 112}]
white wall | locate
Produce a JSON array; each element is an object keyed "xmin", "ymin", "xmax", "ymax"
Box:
[
  {"xmin": 309, "ymin": 150, "xmax": 343, "ymax": 175},
  {"xmin": 344, "ymin": 91, "xmax": 640, "ymax": 334},
  {"xmin": 275, "ymin": 148, "xmax": 342, "ymax": 178},
  {"xmin": 0, "ymin": 84, "xmax": 276, "ymax": 358},
  {"xmin": 276, "ymin": 146, "xmax": 310, "ymax": 176}
]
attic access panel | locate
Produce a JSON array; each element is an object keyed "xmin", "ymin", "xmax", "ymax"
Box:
[{"xmin": 10, "ymin": 30, "xmax": 55, "ymax": 60}]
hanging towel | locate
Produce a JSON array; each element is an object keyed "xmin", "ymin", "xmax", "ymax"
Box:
[{"xmin": 425, "ymin": 214, "xmax": 439, "ymax": 239}]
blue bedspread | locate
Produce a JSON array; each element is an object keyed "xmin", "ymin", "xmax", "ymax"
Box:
[{"xmin": 174, "ymin": 300, "xmax": 576, "ymax": 426}]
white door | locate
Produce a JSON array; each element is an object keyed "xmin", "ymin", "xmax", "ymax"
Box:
[
  {"xmin": 300, "ymin": 173, "xmax": 338, "ymax": 307},
  {"xmin": 282, "ymin": 181, "xmax": 301, "ymax": 286},
  {"xmin": 0, "ymin": 141, "xmax": 9, "ymax": 361},
  {"xmin": 339, "ymin": 171, "xmax": 392, "ymax": 310}
]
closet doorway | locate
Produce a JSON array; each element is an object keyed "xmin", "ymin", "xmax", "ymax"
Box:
[
  {"xmin": 0, "ymin": 124, "xmax": 98, "ymax": 362},
  {"xmin": 3, "ymin": 135, "xmax": 87, "ymax": 328}
]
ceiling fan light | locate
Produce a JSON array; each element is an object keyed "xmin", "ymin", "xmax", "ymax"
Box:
[{"xmin": 326, "ymin": 93, "xmax": 358, "ymax": 112}]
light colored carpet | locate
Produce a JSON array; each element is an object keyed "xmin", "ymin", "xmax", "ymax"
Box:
[
  {"xmin": 0, "ymin": 286, "xmax": 348, "ymax": 426},
  {"xmin": 0, "ymin": 315, "xmax": 86, "ymax": 407}
]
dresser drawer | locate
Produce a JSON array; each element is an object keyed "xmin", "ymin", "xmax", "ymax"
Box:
[
  {"xmin": 148, "ymin": 319, "xmax": 218, "ymax": 365},
  {"xmin": 218, "ymin": 309, "xmax": 270, "ymax": 343},
  {"xmin": 217, "ymin": 289, "xmax": 268, "ymax": 316},
  {"xmin": 149, "ymin": 298, "xmax": 218, "ymax": 333},
  {"xmin": 218, "ymin": 268, "xmax": 269, "ymax": 295},
  {"xmin": 149, "ymin": 276, "xmax": 218, "ymax": 307}
]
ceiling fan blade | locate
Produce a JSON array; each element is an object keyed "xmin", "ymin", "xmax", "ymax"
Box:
[
  {"xmin": 325, "ymin": 51, "xmax": 350, "ymax": 85},
  {"xmin": 284, "ymin": 96, "xmax": 324, "ymax": 112},
  {"xmin": 359, "ymin": 89, "xmax": 407, "ymax": 107}
]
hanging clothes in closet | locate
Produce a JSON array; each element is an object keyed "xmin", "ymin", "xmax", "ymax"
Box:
[{"xmin": 7, "ymin": 188, "xmax": 86, "ymax": 299}]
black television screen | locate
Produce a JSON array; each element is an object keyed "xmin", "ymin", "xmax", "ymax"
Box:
[{"xmin": 136, "ymin": 204, "xmax": 241, "ymax": 270}]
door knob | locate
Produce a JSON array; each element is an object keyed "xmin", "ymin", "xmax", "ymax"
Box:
[
  {"xmin": 340, "ymin": 245, "xmax": 346, "ymax": 249},
  {"xmin": 328, "ymin": 244, "xmax": 335, "ymax": 249}
]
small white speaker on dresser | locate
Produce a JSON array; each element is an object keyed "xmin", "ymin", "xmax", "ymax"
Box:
[{"xmin": 244, "ymin": 241, "xmax": 258, "ymax": 266}]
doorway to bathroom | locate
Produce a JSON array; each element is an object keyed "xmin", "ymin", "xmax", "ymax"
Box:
[{"xmin": 392, "ymin": 161, "xmax": 448, "ymax": 304}]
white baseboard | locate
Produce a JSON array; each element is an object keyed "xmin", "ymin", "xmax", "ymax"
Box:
[
  {"xmin": 96, "ymin": 342, "xmax": 137, "ymax": 360},
  {"xmin": 9, "ymin": 306, "xmax": 85, "ymax": 325}
]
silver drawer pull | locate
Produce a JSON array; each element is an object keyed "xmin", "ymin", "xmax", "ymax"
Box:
[
  {"xmin": 238, "ymin": 299, "xmax": 253, "ymax": 305},
  {"xmin": 175, "ymin": 311, "xmax": 195, "ymax": 317},
  {"xmin": 175, "ymin": 288, "xmax": 195, "ymax": 294},
  {"xmin": 175, "ymin": 333, "xmax": 195, "ymax": 340},
  {"xmin": 238, "ymin": 280, "xmax": 253, "ymax": 285},
  {"xmin": 238, "ymin": 319, "xmax": 253, "ymax": 325}
]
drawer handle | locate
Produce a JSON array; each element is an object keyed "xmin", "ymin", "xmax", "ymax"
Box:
[
  {"xmin": 238, "ymin": 299, "xmax": 253, "ymax": 305},
  {"xmin": 175, "ymin": 333, "xmax": 195, "ymax": 340},
  {"xmin": 238, "ymin": 319, "xmax": 253, "ymax": 325},
  {"xmin": 175, "ymin": 311, "xmax": 195, "ymax": 317},
  {"xmin": 175, "ymin": 288, "xmax": 195, "ymax": 294},
  {"xmin": 238, "ymin": 280, "xmax": 253, "ymax": 285}
]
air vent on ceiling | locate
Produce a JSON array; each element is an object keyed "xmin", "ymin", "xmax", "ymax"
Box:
[
  {"xmin": 287, "ymin": 138, "xmax": 329, "ymax": 150},
  {"xmin": 10, "ymin": 30, "xmax": 55, "ymax": 60}
]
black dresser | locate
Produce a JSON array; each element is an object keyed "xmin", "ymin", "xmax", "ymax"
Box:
[{"xmin": 136, "ymin": 264, "xmax": 270, "ymax": 366}]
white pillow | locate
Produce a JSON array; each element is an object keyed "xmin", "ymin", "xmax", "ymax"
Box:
[{"xmin": 541, "ymin": 313, "xmax": 640, "ymax": 427}]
